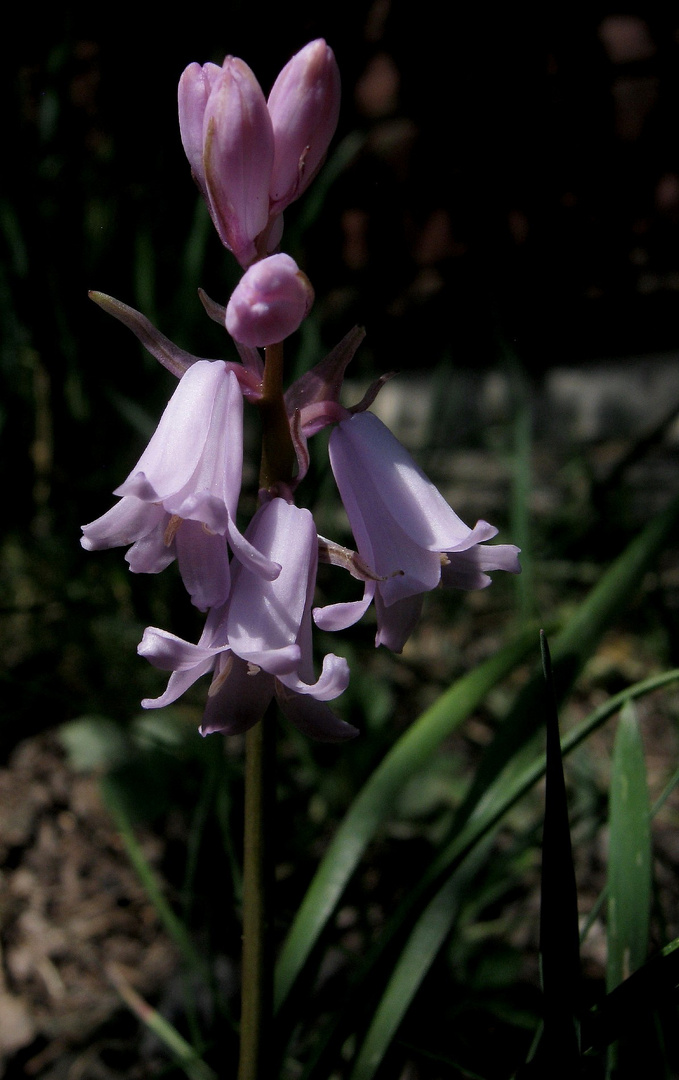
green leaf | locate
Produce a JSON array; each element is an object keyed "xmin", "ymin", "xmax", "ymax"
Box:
[
  {"xmin": 276, "ymin": 492, "xmax": 679, "ymax": 1041},
  {"xmin": 59, "ymin": 715, "xmax": 131, "ymax": 772},
  {"xmin": 607, "ymin": 700, "xmax": 652, "ymax": 992},
  {"xmin": 274, "ymin": 627, "xmax": 539, "ymax": 1013},
  {"xmin": 582, "ymin": 936, "xmax": 679, "ymax": 1055},
  {"xmin": 302, "ymin": 670, "xmax": 679, "ymax": 1080},
  {"xmin": 532, "ymin": 632, "xmax": 580, "ymax": 1070},
  {"xmin": 349, "ymin": 874, "xmax": 460, "ymax": 1080},
  {"xmin": 108, "ymin": 964, "xmax": 216, "ymax": 1080},
  {"xmin": 348, "ymin": 840, "xmax": 490, "ymax": 1080}
]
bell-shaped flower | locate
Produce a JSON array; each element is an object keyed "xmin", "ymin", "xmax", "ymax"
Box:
[
  {"xmin": 179, "ymin": 56, "xmax": 275, "ymax": 267},
  {"xmin": 314, "ymin": 411, "xmax": 520, "ymax": 651},
  {"xmin": 225, "ymin": 254, "xmax": 314, "ymax": 347},
  {"xmin": 81, "ymin": 361, "xmax": 279, "ymax": 609},
  {"xmin": 138, "ymin": 498, "xmax": 356, "ymax": 741},
  {"xmin": 268, "ymin": 39, "xmax": 341, "ymax": 216}
]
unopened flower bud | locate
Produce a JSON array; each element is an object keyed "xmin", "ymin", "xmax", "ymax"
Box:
[
  {"xmin": 178, "ymin": 61, "xmax": 222, "ymax": 199},
  {"xmin": 225, "ymin": 254, "xmax": 314, "ymax": 347},
  {"xmin": 267, "ymin": 39, "xmax": 341, "ymax": 214},
  {"xmin": 179, "ymin": 56, "xmax": 275, "ymax": 267}
]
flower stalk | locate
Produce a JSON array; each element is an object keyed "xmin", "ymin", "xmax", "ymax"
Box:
[
  {"xmin": 81, "ymin": 37, "xmax": 522, "ymax": 1079},
  {"xmin": 238, "ymin": 710, "xmax": 276, "ymax": 1080},
  {"xmin": 258, "ymin": 341, "xmax": 296, "ymax": 492}
]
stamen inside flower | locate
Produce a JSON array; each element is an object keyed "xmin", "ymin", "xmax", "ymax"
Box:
[
  {"xmin": 164, "ymin": 514, "xmax": 184, "ymax": 546},
  {"xmin": 208, "ymin": 653, "xmax": 234, "ymax": 696}
]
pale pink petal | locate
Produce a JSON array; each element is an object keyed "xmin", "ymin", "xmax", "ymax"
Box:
[
  {"xmin": 313, "ymin": 580, "xmax": 376, "ymax": 632},
  {"xmin": 138, "ymin": 625, "xmax": 226, "ymax": 671},
  {"xmin": 374, "ymin": 593, "xmax": 424, "ymax": 653},
  {"xmin": 277, "ymin": 652, "xmax": 350, "ymax": 700},
  {"xmin": 141, "ymin": 663, "xmax": 216, "ymax": 709},
  {"xmin": 275, "ymin": 683, "xmax": 358, "ymax": 742},
  {"xmin": 330, "ymin": 412, "xmax": 479, "ymax": 551},
  {"xmin": 81, "ymin": 497, "xmax": 165, "ymax": 551},
  {"xmin": 200, "ymin": 656, "xmax": 275, "ymax": 736},
  {"xmin": 114, "ymin": 362, "xmax": 242, "ymax": 531},
  {"xmin": 268, "ymin": 40, "xmax": 341, "ymax": 213},
  {"xmin": 329, "ymin": 425, "xmax": 442, "ymax": 604},
  {"xmin": 202, "ymin": 57, "xmax": 274, "ymax": 266},
  {"xmin": 225, "ymin": 254, "xmax": 314, "ymax": 347},
  {"xmin": 175, "ymin": 521, "xmax": 230, "ymax": 611},
  {"xmin": 441, "ymin": 542, "xmax": 522, "ymax": 590},
  {"xmin": 125, "ymin": 517, "xmax": 176, "ymax": 574},
  {"xmin": 178, "ymin": 61, "xmax": 222, "ymax": 197},
  {"xmin": 226, "ymin": 500, "xmax": 313, "ymax": 671}
]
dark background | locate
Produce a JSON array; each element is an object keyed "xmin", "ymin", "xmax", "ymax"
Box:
[{"xmin": 3, "ymin": 1, "xmax": 679, "ymax": 741}]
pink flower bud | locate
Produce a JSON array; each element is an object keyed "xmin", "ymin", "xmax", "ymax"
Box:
[
  {"xmin": 179, "ymin": 57, "xmax": 275, "ymax": 267},
  {"xmin": 178, "ymin": 61, "xmax": 222, "ymax": 200},
  {"xmin": 225, "ymin": 253, "xmax": 314, "ymax": 347},
  {"xmin": 267, "ymin": 39, "xmax": 341, "ymax": 214}
]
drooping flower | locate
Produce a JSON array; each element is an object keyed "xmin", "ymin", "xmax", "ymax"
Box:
[
  {"xmin": 179, "ymin": 56, "xmax": 275, "ymax": 267},
  {"xmin": 267, "ymin": 39, "xmax": 341, "ymax": 216},
  {"xmin": 225, "ymin": 253, "xmax": 314, "ymax": 347},
  {"xmin": 139, "ymin": 498, "xmax": 356, "ymax": 741},
  {"xmin": 314, "ymin": 411, "xmax": 521, "ymax": 651},
  {"xmin": 81, "ymin": 361, "xmax": 279, "ymax": 609}
]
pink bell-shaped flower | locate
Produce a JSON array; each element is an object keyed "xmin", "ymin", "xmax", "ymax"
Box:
[
  {"xmin": 81, "ymin": 361, "xmax": 279, "ymax": 610},
  {"xmin": 315, "ymin": 411, "xmax": 521, "ymax": 651},
  {"xmin": 138, "ymin": 498, "xmax": 356, "ymax": 741}
]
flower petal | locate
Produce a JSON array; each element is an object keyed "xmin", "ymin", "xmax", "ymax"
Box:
[
  {"xmin": 115, "ymin": 362, "xmax": 243, "ymax": 532},
  {"xmin": 202, "ymin": 57, "xmax": 274, "ymax": 266},
  {"xmin": 226, "ymin": 499, "xmax": 313, "ymax": 670},
  {"xmin": 374, "ymin": 592, "xmax": 424, "ymax": 653},
  {"xmin": 441, "ymin": 542, "xmax": 522, "ymax": 590},
  {"xmin": 200, "ymin": 656, "xmax": 276, "ymax": 736},
  {"xmin": 330, "ymin": 412, "xmax": 477, "ymax": 551},
  {"xmin": 313, "ymin": 579, "xmax": 376, "ymax": 632},
  {"xmin": 275, "ymin": 683, "xmax": 358, "ymax": 742},
  {"xmin": 277, "ymin": 651, "xmax": 350, "ymax": 700},
  {"xmin": 175, "ymin": 520, "xmax": 231, "ymax": 610},
  {"xmin": 81, "ymin": 497, "xmax": 166, "ymax": 551}
]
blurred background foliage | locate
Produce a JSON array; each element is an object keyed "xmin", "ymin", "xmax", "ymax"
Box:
[{"xmin": 3, "ymin": 4, "xmax": 679, "ymax": 1078}]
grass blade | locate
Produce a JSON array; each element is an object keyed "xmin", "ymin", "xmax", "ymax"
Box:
[
  {"xmin": 607, "ymin": 700, "xmax": 652, "ymax": 992},
  {"xmin": 582, "ymin": 936, "xmax": 679, "ymax": 1055},
  {"xmin": 606, "ymin": 701, "xmax": 653, "ymax": 1076},
  {"xmin": 107, "ymin": 964, "xmax": 216, "ymax": 1080},
  {"xmin": 349, "ymin": 874, "xmax": 461, "ymax": 1080},
  {"xmin": 301, "ymin": 671, "xmax": 679, "ymax": 1080},
  {"xmin": 101, "ymin": 775, "xmax": 209, "ymax": 984},
  {"xmin": 348, "ymin": 838, "xmax": 491, "ymax": 1080},
  {"xmin": 532, "ymin": 632, "xmax": 581, "ymax": 1071}
]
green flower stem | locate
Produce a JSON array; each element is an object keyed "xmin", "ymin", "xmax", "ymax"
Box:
[
  {"xmin": 258, "ymin": 341, "xmax": 296, "ymax": 491},
  {"xmin": 238, "ymin": 713, "xmax": 276, "ymax": 1080},
  {"xmin": 239, "ymin": 338, "xmax": 292, "ymax": 1077}
]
